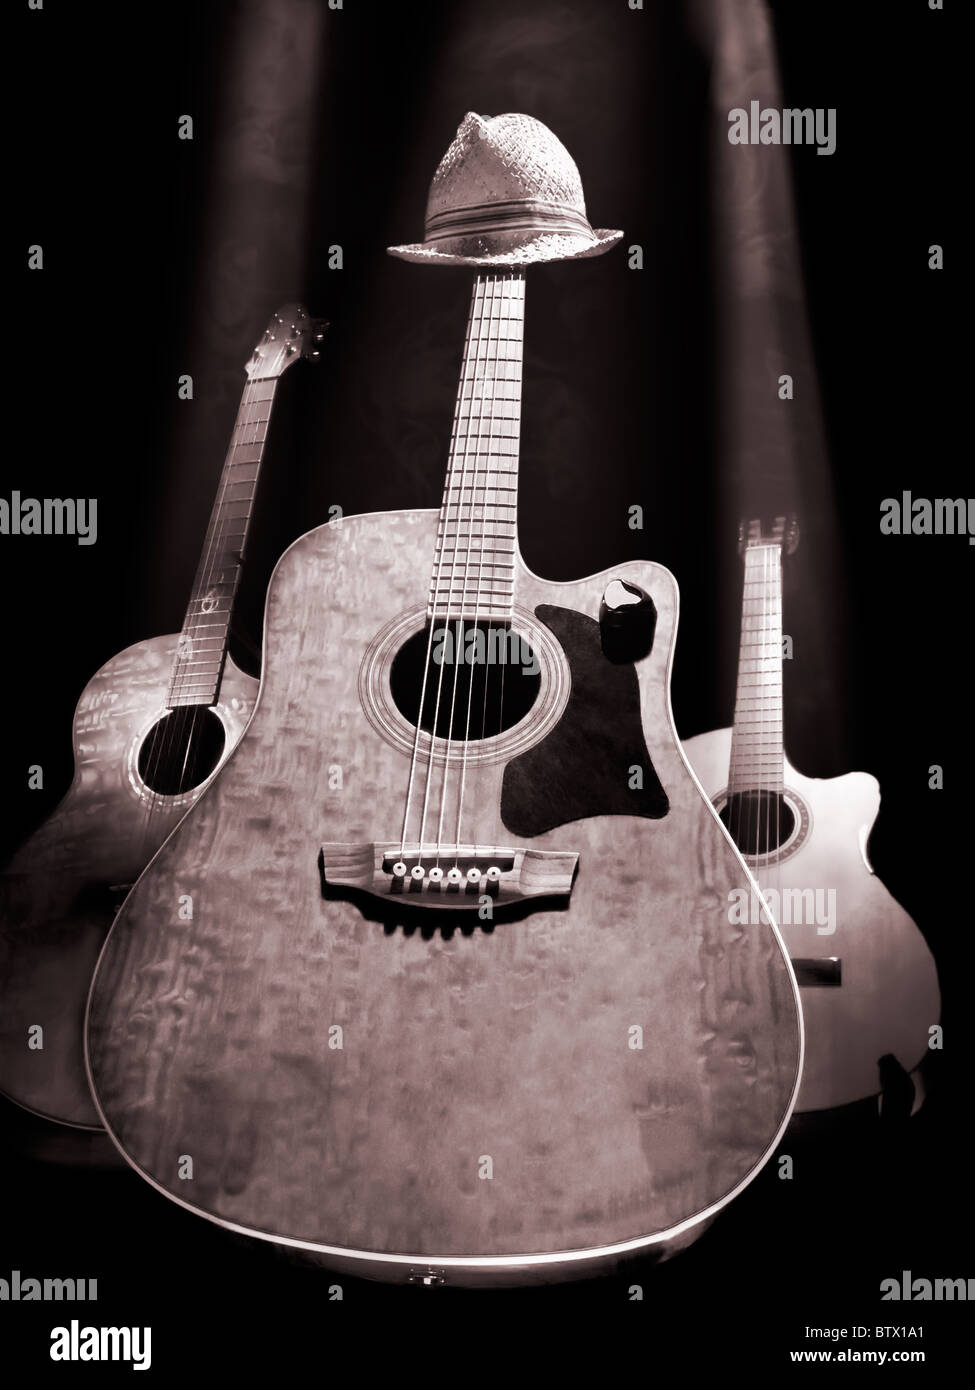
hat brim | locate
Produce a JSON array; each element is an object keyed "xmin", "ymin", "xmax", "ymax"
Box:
[{"xmin": 386, "ymin": 227, "xmax": 624, "ymax": 267}]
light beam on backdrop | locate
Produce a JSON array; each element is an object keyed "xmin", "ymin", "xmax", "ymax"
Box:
[
  {"xmin": 148, "ymin": 0, "xmax": 325, "ymax": 633},
  {"xmin": 691, "ymin": 0, "xmax": 849, "ymax": 770}
]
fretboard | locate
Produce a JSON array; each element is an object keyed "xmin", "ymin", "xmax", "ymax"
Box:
[
  {"xmin": 728, "ymin": 543, "xmax": 785, "ymax": 794},
  {"xmin": 428, "ymin": 272, "xmax": 525, "ymax": 625},
  {"xmin": 167, "ymin": 377, "xmax": 277, "ymax": 708}
]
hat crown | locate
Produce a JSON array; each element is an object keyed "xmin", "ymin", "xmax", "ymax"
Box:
[{"xmin": 426, "ymin": 112, "xmax": 587, "ymax": 223}]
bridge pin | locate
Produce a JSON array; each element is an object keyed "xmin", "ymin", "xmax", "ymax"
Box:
[
  {"xmin": 486, "ymin": 866, "xmax": 501, "ymax": 881},
  {"xmin": 466, "ymin": 867, "xmax": 481, "ymax": 883},
  {"xmin": 428, "ymin": 866, "xmax": 444, "ymax": 883},
  {"xmin": 410, "ymin": 865, "xmax": 425, "ymax": 880},
  {"xmin": 391, "ymin": 862, "xmax": 408, "ymax": 878},
  {"xmin": 446, "ymin": 867, "xmax": 463, "ymax": 885}
]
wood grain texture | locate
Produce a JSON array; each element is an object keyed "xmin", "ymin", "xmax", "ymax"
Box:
[
  {"xmin": 0, "ymin": 641, "xmax": 255, "ymax": 1127},
  {"xmin": 87, "ymin": 510, "xmax": 801, "ymax": 1281},
  {"xmin": 684, "ymin": 727, "xmax": 941, "ymax": 1112}
]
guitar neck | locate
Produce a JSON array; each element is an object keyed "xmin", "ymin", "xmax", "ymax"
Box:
[
  {"xmin": 429, "ymin": 272, "xmax": 525, "ymax": 626},
  {"xmin": 728, "ymin": 542, "xmax": 785, "ymax": 795},
  {"xmin": 167, "ymin": 377, "xmax": 278, "ymax": 709}
]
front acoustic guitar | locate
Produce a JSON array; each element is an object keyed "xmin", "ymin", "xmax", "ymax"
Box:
[{"xmin": 87, "ymin": 273, "xmax": 802, "ymax": 1284}]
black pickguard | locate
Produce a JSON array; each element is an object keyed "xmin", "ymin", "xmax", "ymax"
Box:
[{"xmin": 500, "ymin": 604, "xmax": 669, "ymax": 837}]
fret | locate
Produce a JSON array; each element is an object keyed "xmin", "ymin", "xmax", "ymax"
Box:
[
  {"xmin": 458, "ymin": 388, "xmax": 521, "ymax": 406},
  {"xmin": 437, "ymin": 547, "xmax": 515, "ymax": 558},
  {"xmin": 452, "ymin": 442, "xmax": 519, "ymax": 457},
  {"xmin": 242, "ymin": 379, "xmax": 276, "ymax": 402},
  {"xmin": 442, "ymin": 463, "xmax": 518, "ymax": 473},
  {"xmin": 429, "ymin": 610, "xmax": 513, "ymax": 623},
  {"xmin": 445, "ymin": 456, "xmax": 520, "ymax": 468},
  {"xmin": 431, "ymin": 558, "xmax": 514, "ymax": 569},
  {"xmin": 430, "ymin": 578, "xmax": 514, "ymax": 591},
  {"xmin": 441, "ymin": 490, "xmax": 518, "ymax": 502},
  {"xmin": 449, "ymin": 433, "xmax": 521, "ymax": 447},
  {"xmin": 444, "ymin": 489, "xmax": 518, "ymax": 500},
  {"xmin": 437, "ymin": 533, "xmax": 516, "ymax": 546},
  {"xmin": 452, "ymin": 419, "xmax": 521, "ymax": 431},
  {"xmin": 205, "ymin": 528, "xmax": 247, "ymax": 544},
  {"xmin": 229, "ymin": 444, "xmax": 265, "ymax": 464},
  {"xmin": 442, "ymin": 507, "xmax": 515, "ymax": 520},
  {"xmin": 225, "ymin": 461, "xmax": 261, "ymax": 484}
]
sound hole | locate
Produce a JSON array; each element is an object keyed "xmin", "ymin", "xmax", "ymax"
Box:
[
  {"xmin": 137, "ymin": 707, "xmax": 226, "ymax": 795},
  {"xmin": 389, "ymin": 622, "xmax": 540, "ymax": 740},
  {"xmin": 721, "ymin": 791, "xmax": 796, "ymax": 856}
]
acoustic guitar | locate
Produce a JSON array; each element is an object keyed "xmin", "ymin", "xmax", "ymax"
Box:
[
  {"xmin": 683, "ymin": 517, "xmax": 940, "ymax": 1113},
  {"xmin": 87, "ymin": 272, "xmax": 801, "ymax": 1284},
  {"xmin": 0, "ymin": 305, "xmax": 325, "ymax": 1129}
]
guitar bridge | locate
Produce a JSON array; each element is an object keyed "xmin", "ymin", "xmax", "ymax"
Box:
[{"xmin": 320, "ymin": 843, "xmax": 577, "ymax": 910}]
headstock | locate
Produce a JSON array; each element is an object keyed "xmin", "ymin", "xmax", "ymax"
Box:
[
  {"xmin": 737, "ymin": 514, "xmax": 800, "ymax": 557},
  {"xmin": 245, "ymin": 303, "xmax": 328, "ymax": 380}
]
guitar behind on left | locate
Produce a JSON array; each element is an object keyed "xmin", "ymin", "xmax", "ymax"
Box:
[{"xmin": 0, "ymin": 305, "xmax": 326, "ymax": 1129}]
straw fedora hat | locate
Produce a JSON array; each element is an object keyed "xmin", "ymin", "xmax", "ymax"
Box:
[{"xmin": 387, "ymin": 112, "xmax": 623, "ymax": 267}]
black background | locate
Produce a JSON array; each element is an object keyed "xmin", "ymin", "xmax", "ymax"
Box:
[{"xmin": 3, "ymin": 0, "xmax": 968, "ymax": 1375}]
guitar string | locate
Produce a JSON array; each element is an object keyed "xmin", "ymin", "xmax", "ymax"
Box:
[
  {"xmin": 736, "ymin": 534, "xmax": 748, "ymax": 863},
  {"xmin": 455, "ymin": 272, "xmax": 522, "ymax": 862},
  {"xmin": 424, "ymin": 275, "xmax": 489, "ymax": 865},
  {"xmin": 402, "ymin": 278, "xmax": 484, "ymax": 863},
  {"xmin": 141, "ymin": 349, "xmax": 268, "ymax": 856},
  {"xmin": 774, "ymin": 537, "xmax": 784, "ymax": 930},
  {"xmin": 435, "ymin": 272, "xmax": 495, "ymax": 865},
  {"xmin": 493, "ymin": 271, "xmax": 521, "ymax": 855},
  {"xmin": 763, "ymin": 542, "xmax": 771, "ymax": 878},
  {"xmin": 146, "ymin": 371, "xmax": 257, "ymax": 835},
  {"xmin": 398, "ymin": 282, "xmax": 475, "ymax": 860},
  {"xmin": 760, "ymin": 543, "xmax": 770, "ymax": 891},
  {"xmin": 758, "ymin": 543, "xmax": 770, "ymax": 880},
  {"xmin": 739, "ymin": 539, "xmax": 751, "ymax": 867},
  {"xmin": 453, "ymin": 272, "xmax": 506, "ymax": 857},
  {"xmin": 137, "ymin": 374, "xmax": 254, "ymax": 856},
  {"xmin": 481, "ymin": 273, "xmax": 521, "ymax": 859},
  {"xmin": 499, "ymin": 277, "xmax": 522, "ymax": 854},
  {"xmin": 438, "ymin": 272, "xmax": 499, "ymax": 864},
  {"xmin": 175, "ymin": 378, "xmax": 255, "ymax": 795},
  {"xmin": 773, "ymin": 542, "xmax": 778, "ymax": 922},
  {"xmin": 729, "ymin": 537, "xmax": 739, "ymax": 859},
  {"xmin": 730, "ymin": 532, "xmax": 746, "ymax": 867}
]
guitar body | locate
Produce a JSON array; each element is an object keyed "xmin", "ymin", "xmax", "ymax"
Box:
[
  {"xmin": 88, "ymin": 509, "xmax": 801, "ymax": 1283},
  {"xmin": 0, "ymin": 637, "xmax": 255, "ymax": 1128},
  {"xmin": 683, "ymin": 726, "xmax": 940, "ymax": 1112}
]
